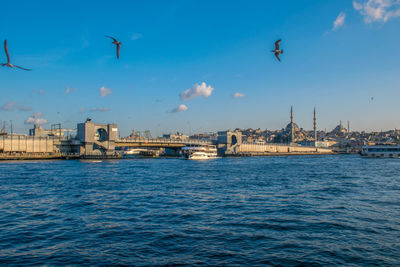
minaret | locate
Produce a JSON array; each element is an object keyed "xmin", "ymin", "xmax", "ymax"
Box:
[
  {"xmin": 347, "ymin": 120, "xmax": 350, "ymax": 133},
  {"xmin": 313, "ymin": 107, "xmax": 317, "ymax": 147},
  {"xmin": 290, "ymin": 106, "xmax": 294, "ymax": 144}
]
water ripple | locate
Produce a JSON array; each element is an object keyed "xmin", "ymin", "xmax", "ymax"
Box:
[{"xmin": 0, "ymin": 155, "xmax": 400, "ymax": 265}]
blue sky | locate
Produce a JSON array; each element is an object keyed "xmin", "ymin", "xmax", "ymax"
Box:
[{"xmin": 1, "ymin": 0, "xmax": 400, "ymax": 136}]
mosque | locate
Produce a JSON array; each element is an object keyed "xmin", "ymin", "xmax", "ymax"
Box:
[
  {"xmin": 281, "ymin": 106, "xmax": 351, "ymax": 148},
  {"xmin": 279, "ymin": 106, "xmax": 318, "ymax": 145}
]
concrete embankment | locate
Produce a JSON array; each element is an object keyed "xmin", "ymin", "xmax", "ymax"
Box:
[
  {"xmin": 225, "ymin": 151, "xmax": 336, "ymax": 157},
  {"xmin": 0, "ymin": 153, "xmax": 80, "ymax": 160},
  {"xmin": 0, "ymin": 153, "xmax": 121, "ymax": 160}
]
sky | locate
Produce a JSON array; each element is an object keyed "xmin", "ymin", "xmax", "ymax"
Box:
[{"xmin": 1, "ymin": 0, "xmax": 400, "ymax": 136}]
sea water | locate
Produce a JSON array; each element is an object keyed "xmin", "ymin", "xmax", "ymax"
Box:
[{"xmin": 0, "ymin": 155, "xmax": 399, "ymax": 265}]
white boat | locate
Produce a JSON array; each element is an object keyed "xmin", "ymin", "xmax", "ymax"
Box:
[
  {"xmin": 361, "ymin": 145, "xmax": 400, "ymax": 158},
  {"xmin": 123, "ymin": 148, "xmax": 143, "ymax": 155},
  {"xmin": 181, "ymin": 145, "xmax": 219, "ymax": 160}
]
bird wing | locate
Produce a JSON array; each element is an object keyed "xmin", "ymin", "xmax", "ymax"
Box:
[
  {"xmin": 275, "ymin": 39, "xmax": 281, "ymax": 50},
  {"xmin": 275, "ymin": 52, "xmax": 281, "ymax": 62},
  {"xmin": 116, "ymin": 44, "xmax": 120, "ymax": 59},
  {"xmin": 105, "ymin": 35, "xmax": 118, "ymax": 42},
  {"xmin": 4, "ymin": 40, "xmax": 10, "ymax": 63},
  {"xmin": 14, "ymin": 65, "xmax": 32, "ymax": 71}
]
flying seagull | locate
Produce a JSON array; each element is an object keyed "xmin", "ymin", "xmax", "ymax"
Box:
[
  {"xmin": 105, "ymin": 35, "xmax": 121, "ymax": 59},
  {"xmin": 1, "ymin": 40, "xmax": 31, "ymax": 71},
  {"xmin": 272, "ymin": 39, "xmax": 283, "ymax": 62}
]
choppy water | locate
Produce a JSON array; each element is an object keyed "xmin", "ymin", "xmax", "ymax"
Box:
[{"xmin": 0, "ymin": 155, "xmax": 399, "ymax": 266}]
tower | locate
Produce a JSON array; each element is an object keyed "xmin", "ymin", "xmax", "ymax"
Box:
[
  {"xmin": 347, "ymin": 120, "xmax": 350, "ymax": 133},
  {"xmin": 313, "ymin": 107, "xmax": 317, "ymax": 147},
  {"xmin": 290, "ymin": 106, "xmax": 294, "ymax": 143}
]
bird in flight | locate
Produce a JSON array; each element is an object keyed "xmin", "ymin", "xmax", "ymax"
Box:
[
  {"xmin": 105, "ymin": 35, "xmax": 121, "ymax": 60},
  {"xmin": 272, "ymin": 39, "xmax": 283, "ymax": 62},
  {"xmin": 1, "ymin": 40, "xmax": 32, "ymax": 71}
]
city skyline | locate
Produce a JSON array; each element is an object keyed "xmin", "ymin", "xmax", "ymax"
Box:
[{"xmin": 1, "ymin": 0, "xmax": 400, "ymax": 136}]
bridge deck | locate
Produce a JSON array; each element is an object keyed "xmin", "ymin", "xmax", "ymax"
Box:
[{"xmin": 115, "ymin": 138, "xmax": 213, "ymax": 148}]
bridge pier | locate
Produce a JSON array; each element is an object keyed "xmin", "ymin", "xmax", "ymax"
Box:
[{"xmin": 77, "ymin": 119, "xmax": 118, "ymax": 157}]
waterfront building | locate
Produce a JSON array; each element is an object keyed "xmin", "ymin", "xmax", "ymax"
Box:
[
  {"xmin": 29, "ymin": 124, "xmax": 74, "ymax": 138},
  {"xmin": 162, "ymin": 132, "xmax": 189, "ymax": 141}
]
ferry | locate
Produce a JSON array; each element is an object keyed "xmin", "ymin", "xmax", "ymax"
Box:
[
  {"xmin": 360, "ymin": 145, "xmax": 400, "ymax": 158},
  {"xmin": 181, "ymin": 145, "xmax": 219, "ymax": 160}
]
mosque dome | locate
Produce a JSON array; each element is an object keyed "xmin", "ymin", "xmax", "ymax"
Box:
[
  {"xmin": 285, "ymin": 122, "xmax": 300, "ymax": 133},
  {"xmin": 330, "ymin": 123, "xmax": 347, "ymax": 135}
]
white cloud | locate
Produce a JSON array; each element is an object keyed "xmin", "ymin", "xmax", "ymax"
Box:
[
  {"xmin": 180, "ymin": 82, "xmax": 214, "ymax": 101},
  {"xmin": 353, "ymin": 0, "xmax": 400, "ymax": 23},
  {"xmin": 33, "ymin": 112, "xmax": 43, "ymax": 117},
  {"xmin": 171, "ymin": 104, "xmax": 188, "ymax": 113},
  {"xmin": 1, "ymin": 102, "xmax": 16, "ymax": 111},
  {"xmin": 17, "ymin": 105, "xmax": 32, "ymax": 111},
  {"xmin": 64, "ymin": 87, "xmax": 77, "ymax": 94},
  {"xmin": 1, "ymin": 102, "xmax": 32, "ymax": 112},
  {"xmin": 99, "ymin": 86, "xmax": 112, "ymax": 97},
  {"xmin": 233, "ymin": 92, "xmax": 245, "ymax": 99},
  {"xmin": 24, "ymin": 112, "xmax": 47, "ymax": 125},
  {"xmin": 131, "ymin": 33, "xmax": 143, "ymax": 40},
  {"xmin": 33, "ymin": 89, "xmax": 45, "ymax": 95},
  {"xmin": 333, "ymin": 12, "xmax": 346, "ymax": 30},
  {"xmin": 90, "ymin": 107, "xmax": 110, "ymax": 112}
]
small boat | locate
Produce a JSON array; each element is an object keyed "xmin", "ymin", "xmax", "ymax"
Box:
[
  {"xmin": 361, "ymin": 145, "xmax": 400, "ymax": 158},
  {"xmin": 181, "ymin": 145, "xmax": 219, "ymax": 160}
]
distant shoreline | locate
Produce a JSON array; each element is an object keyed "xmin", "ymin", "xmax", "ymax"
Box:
[{"xmin": 0, "ymin": 151, "xmax": 340, "ymax": 161}]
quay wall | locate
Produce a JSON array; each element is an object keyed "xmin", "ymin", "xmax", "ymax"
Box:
[{"xmin": 236, "ymin": 143, "xmax": 333, "ymax": 154}]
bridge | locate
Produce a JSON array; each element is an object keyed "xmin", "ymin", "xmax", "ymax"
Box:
[
  {"xmin": 115, "ymin": 138, "xmax": 214, "ymax": 148},
  {"xmin": 1, "ymin": 120, "xmax": 333, "ymax": 159},
  {"xmin": 73, "ymin": 120, "xmax": 332, "ymax": 157}
]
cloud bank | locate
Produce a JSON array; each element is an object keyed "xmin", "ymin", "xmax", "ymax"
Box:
[
  {"xmin": 25, "ymin": 112, "xmax": 47, "ymax": 125},
  {"xmin": 64, "ymin": 87, "xmax": 77, "ymax": 94},
  {"xmin": 90, "ymin": 107, "xmax": 110, "ymax": 112},
  {"xmin": 33, "ymin": 89, "xmax": 45, "ymax": 95},
  {"xmin": 353, "ymin": 0, "xmax": 400, "ymax": 23},
  {"xmin": 17, "ymin": 105, "xmax": 32, "ymax": 112},
  {"xmin": 180, "ymin": 82, "xmax": 214, "ymax": 101},
  {"xmin": 171, "ymin": 104, "xmax": 188, "ymax": 113},
  {"xmin": 99, "ymin": 86, "xmax": 112, "ymax": 97},
  {"xmin": 333, "ymin": 12, "xmax": 346, "ymax": 30},
  {"xmin": 1, "ymin": 102, "xmax": 16, "ymax": 111},
  {"xmin": 1, "ymin": 102, "xmax": 32, "ymax": 112},
  {"xmin": 233, "ymin": 92, "xmax": 245, "ymax": 99}
]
